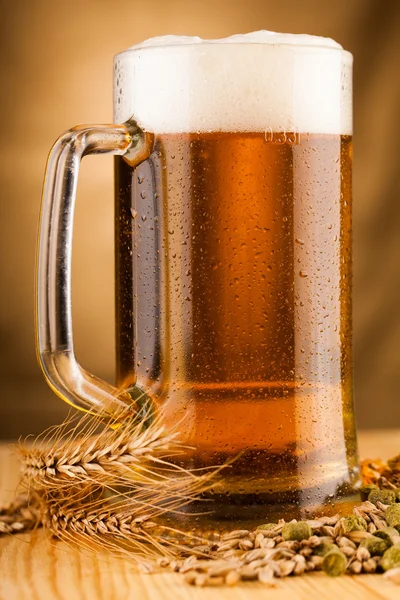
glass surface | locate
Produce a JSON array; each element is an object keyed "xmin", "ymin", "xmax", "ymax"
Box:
[{"xmin": 113, "ymin": 36, "xmax": 359, "ymax": 524}]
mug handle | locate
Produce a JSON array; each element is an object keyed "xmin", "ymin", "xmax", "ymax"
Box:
[{"xmin": 37, "ymin": 122, "xmax": 151, "ymax": 419}]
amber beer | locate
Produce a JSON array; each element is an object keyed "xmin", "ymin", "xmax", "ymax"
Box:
[{"xmin": 113, "ymin": 34, "xmax": 359, "ymax": 521}]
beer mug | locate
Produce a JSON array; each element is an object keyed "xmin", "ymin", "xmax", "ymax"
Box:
[{"xmin": 37, "ymin": 32, "xmax": 359, "ymax": 524}]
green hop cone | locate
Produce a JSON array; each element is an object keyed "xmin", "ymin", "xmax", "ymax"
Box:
[
  {"xmin": 281, "ymin": 521, "xmax": 312, "ymax": 542},
  {"xmin": 385, "ymin": 504, "xmax": 400, "ymax": 530},
  {"xmin": 368, "ymin": 489, "xmax": 396, "ymax": 506},
  {"xmin": 340, "ymin": 515, "xmax": 367, "ymax": 534},
  {"xmin": 360, "ymin": 484, "xmax": 379, "ymax": 501},
  {"xmin": 360, "ymin": 536, "xmax": 389, "ymax": 556},
  {"xmin": 322, "ymin": 550, "xmax": 347, "ymax": 577},
  {"xmin": 382, "ymin": 545, "xmax": 400, "ymax": 571},
  {"xmin": 374, "ymin": 526, "xmax": 399, "ymax": 546}
]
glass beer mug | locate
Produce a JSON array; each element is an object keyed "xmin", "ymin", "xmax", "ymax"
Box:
[{"xmin": 37, "ymin": 31, "xmax": 360, "ymax": 524}]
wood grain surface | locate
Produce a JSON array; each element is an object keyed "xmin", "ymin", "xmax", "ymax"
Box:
[{"xmin": 1, "ymin": 431, "xmax": 400, "ymax": 600}]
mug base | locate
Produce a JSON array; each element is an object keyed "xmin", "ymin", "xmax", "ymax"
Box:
[{"xmin": 154, "ymin": 487, "xmax": 361, "ymax": 535}]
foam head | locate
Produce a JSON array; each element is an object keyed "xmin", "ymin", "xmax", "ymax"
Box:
[{"xmin": 114, "ymin": 31, "xmax": 352, "ymax": 135}]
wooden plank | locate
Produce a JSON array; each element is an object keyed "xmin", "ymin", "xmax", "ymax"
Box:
[{"xmin": 1, "ymin": 433, "xmax": 400, "ymax": 600}]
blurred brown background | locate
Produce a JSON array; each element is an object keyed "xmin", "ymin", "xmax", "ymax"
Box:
[{"xmin": 0, "ymin": 0, "xmax": 399, "ymax": 438}]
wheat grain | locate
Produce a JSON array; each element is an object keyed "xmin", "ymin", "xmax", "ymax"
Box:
[
  {"xmin": 0, "ymin": 493, "xmax": 41, "ymax": 534},
  {"xmin": 20, "ymin": 416, "xmax": 179, "ymax": 489}
]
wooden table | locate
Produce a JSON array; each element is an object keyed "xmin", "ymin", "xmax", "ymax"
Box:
[{"xmin": 1, "ymin": 431, "xmax": 400, "ymax": 600}]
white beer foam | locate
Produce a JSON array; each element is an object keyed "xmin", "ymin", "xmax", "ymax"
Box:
[{"xmin": 114, "ymin": 31, "xmax": 352, "ymax": 135}]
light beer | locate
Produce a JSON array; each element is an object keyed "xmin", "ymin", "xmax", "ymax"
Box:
[{"xmin": 114, "ymin": 33, "xmax": 359, "ymax": 522}]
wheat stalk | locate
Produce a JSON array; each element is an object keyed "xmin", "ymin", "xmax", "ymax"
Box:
[
  {"xmin": 2, "ymin": 405, "xmax": 221, "ymax": 563},
  {"xmin": 20, "ymin": 418, "xmax": 179, "ymax": 488},
  {"xmin": 42, "ymin": 491, "xmax": 206, "ymax": 563}
]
